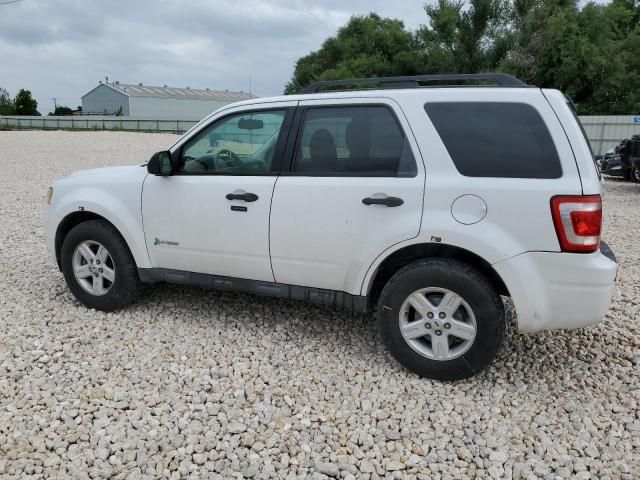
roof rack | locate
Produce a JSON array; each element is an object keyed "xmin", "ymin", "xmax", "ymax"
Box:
[{"xmin": 299, "ymin": 73, "xmax": 528, "ymax": 94}]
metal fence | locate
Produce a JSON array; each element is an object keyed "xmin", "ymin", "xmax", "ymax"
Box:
[
  {"xmin": 2, "ymin": 114, "xmax": 640, "ymax": 154},
  {"xmin": 579, "ymin": 116, "xmax": 640, "ymax": 155},
  {"xmin": 0, "ymin": 115, "xmax": 198, "ymax": 134}
]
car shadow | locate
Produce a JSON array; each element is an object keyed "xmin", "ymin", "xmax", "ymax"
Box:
[{"xmin": 127, "ymin": 282, "xmax": 626, "ymax": 393}]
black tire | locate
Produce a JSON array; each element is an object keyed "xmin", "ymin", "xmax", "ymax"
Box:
[
  {"xmin": 631, "ymin": 166, "xmax": 640, "ymax": 183},
  {"xmin": 61, "ymin": 219, "xmax": 143, "ymax": 311},
  {"xmin": 377, "ymin": 258, "xmax": 504, "ymax": 381}
]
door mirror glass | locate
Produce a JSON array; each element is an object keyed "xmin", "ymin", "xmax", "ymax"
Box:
[{"xmin": 148, "ymin": 151, "xmax": 173, "ymax": 176}]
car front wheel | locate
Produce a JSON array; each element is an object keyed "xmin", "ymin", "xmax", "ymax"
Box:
[
  {"xmin": 377, "ymin": 258, "xmax": 505, "ymax": 381},
  {"xmin": 60, "ymin": 219, "xmax": 143, "ymax": 311}
]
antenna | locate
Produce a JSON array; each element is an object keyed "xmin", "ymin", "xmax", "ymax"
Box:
[{"xmin": 249, "ymin": 73, "xmax": 252, "ymax": 97}]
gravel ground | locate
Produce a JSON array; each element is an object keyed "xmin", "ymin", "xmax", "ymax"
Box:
[{"xmin": 0, "ymin": 130, "xmax": 638, "ymax": 480}]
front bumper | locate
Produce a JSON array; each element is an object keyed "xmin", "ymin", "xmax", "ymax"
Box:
[{"xmin": 493, "ymin": 242, "xmax": 618, "ymax": 333}]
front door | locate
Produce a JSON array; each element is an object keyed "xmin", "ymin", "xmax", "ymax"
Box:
[
  {"xmin": 142, "ymin": 106, "xmax": 293, "ymax": 282},
  {"xmin": 269, "ymin": 99, "xmax": 426, "ymax": 294}
]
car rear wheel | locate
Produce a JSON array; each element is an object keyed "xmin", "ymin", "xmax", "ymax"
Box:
[
  {"xmin": 377, "ymin": 258, "xmax": 505, "ymax": 381},
  {"xmin": 631, "ymin": 166, "xmax": 640, "ymax": 183},
  {"xmin": 61, "ymin": 220, "xmax": 143, "ymax": 311}
]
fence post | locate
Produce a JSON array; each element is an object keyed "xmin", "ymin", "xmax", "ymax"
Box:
[
  {"xmin": 597, "ymin": 121, "xmax": 606, "ymax": 155},
  {"xmin": 137, "ymin": 119, "xmax": 140, "ymax": 131},
  {"xmin": 157, "ymin": 120, "xmax": 159, "ymax": 132},
  {"xmin": 102, "ymin": 119, "xmax": 105, "ymax": 130}
]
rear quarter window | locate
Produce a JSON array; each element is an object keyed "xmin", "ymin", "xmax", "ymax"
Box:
[{"xmin": 424, "ymin": 102, "xmax": 562, "ymax": 179}]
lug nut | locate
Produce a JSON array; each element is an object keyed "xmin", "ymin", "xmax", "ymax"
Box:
[
  {"xmin": 96, "ymin": 260, "xmax": 100, "ymax": 265},
  {"xmin": 435, "ymin": 330, "xmax": 442, "ymax": 336},
  {"xmin": 439, "ymin": 312, "xmax": 446, "ymax": 319},
  {"xmin": 98, "ymin": 268, "xmax": 103, "ymax": 273},
  {"xmin": 425, "ymin": 323, "xmax": 431, "ymax": 329},
  {"xmin": 444, "ymin": 323, "xmax": 451, "ymax": 329},
  {"xmin": 427, "ymin": 312, "xmax": 434, "ymax": 319}
]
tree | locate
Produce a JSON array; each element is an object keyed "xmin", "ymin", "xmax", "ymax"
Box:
[
  {"xmin": 417, "ymin": 0, "xmax": 512, "ymax": 74},
  {"xmin": 13, "ymin": 89, "xmax": 40, "ymax": 116},
  {"xmin": 285, "ymin": 1, "xmax": 640, "ymax": 114},
  {"xmin": 284, "ymin": 14, "xmax": 420, "ymax": 94},
  {"xmin": 0, "ymin": 87, "xmax": 14, "ymax": 115},
  {"xmin": 53, "ymin": 105, "xmax": 74, "ymax": 116}
]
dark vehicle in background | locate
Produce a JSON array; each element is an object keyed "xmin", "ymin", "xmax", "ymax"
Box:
[{"xmin": 600, "ymin": 136, "xmax": 640, "ymax": 183}]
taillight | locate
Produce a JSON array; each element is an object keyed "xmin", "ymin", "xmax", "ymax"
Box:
[{"xmin": 550, "ymin": 195, "xmax": 602, "ymax": 253}]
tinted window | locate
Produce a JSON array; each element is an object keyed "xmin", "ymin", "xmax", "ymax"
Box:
[
  {"xmin": 178, "ymin": 110, "xmax": 286, "ymax": 174},
  {"xmin": 293, "ymin": 106, "xmax": 417, "ymax": 177},
  {"xmin": 425, "ymin": 102, "xmax": 562, "ymax": 178}
]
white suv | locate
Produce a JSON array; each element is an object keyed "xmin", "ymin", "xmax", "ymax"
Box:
[{"xmin": 44, "ymin": 74, "xmax": 617, "ymax": 380}]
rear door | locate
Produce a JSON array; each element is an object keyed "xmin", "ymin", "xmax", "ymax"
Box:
[{"xmin": 269, "ymin": 98, "xmax": 425, "ymax": 294}]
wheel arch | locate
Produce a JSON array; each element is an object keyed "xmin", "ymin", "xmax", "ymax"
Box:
[
  {"xmin": 55, "ymin": 211, "xmax": 134, "ymax": 269},
  {"xmin": 365, "ymin": 242, "xmax": 510, "ymax": 308}
]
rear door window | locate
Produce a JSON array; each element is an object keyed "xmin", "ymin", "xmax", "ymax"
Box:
[
  {"xmin": 424, "ymin": 102, "xmax": 562, "ymax": 179},
  {"xmin": 292, "ymin": 106, "xmax": 417, "ymax": 177}
]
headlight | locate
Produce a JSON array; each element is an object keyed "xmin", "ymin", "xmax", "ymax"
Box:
[{"xmin": 46, "ymin": 186, "xmax": 53, "ymax": 204}]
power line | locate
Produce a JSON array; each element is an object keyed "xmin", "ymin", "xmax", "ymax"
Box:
[{"xmin": 0, "ymin": 0, "xmax": 24, "ymax": 6}]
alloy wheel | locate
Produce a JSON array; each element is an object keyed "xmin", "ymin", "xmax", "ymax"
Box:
[
  {"xmin": 72, "ymin": 240, "xmax": 115, "ymax": 296},
  {"xmin": 399, "ymin": 287, "xmax": 477, "ymax": 361}
]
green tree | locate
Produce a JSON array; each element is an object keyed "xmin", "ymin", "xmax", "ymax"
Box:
[
  {"xmin": 13, "ymin": 89, "xmax": 40, "ymax": 116},
  {"xmin": 286, "ymin": 2, "xmax": 640, "ymax": 114},
  {"xmin": 417, "ymin": 0, "xmax": 512, "ymax": 74},
  {"xmin": 0, "ymin": 87, "xmax": 14, "ymax": 115},
  {"xmin": 284, "ymin": 14, "xmax": 419, "ymax": 94},
  {"xmin": 53, "ymin": 105, "xmax": 74, "ymax": 116}
]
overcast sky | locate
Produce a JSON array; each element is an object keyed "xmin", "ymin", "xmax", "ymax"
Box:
[{"xmin": 0, "ymin": 0, "xmax": 428, "ymax": 114}]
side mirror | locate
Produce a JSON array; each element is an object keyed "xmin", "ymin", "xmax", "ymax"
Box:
[{"xmin": 147, "ymin": 151, "xmax": 174, "ymax": 176}]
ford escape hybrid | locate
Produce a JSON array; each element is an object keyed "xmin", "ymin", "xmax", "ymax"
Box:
[{"xmin": 44, "ymin": 74, "xmax": 617, "ymax": 380}]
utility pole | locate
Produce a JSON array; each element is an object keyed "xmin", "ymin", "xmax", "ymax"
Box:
[
  {"xmin": 53, "ymin": 97, "xmax": 57, "ymax": 110},
  {"xmin": 249, "ymin": 74, "xmax": 252, "ymax": 98}
]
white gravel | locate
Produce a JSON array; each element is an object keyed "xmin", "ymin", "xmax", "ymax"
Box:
[{"xmin": 0, "ymin": 130, "xmax": 638, "ymax": 479}]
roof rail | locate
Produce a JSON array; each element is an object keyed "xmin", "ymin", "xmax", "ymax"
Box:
[{"xmin": 299, "ymin": 73, "xmax": 528, "ymax": 94}]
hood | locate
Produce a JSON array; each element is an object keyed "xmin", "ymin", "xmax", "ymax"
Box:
[{"xmin": 68, "ymin": 164, "xmax": 145, "ymax": 178}]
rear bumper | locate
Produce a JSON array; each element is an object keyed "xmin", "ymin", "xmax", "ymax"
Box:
[{"xmin": 493, "ymin": 242, "xmax": 617, "ymax": 333}]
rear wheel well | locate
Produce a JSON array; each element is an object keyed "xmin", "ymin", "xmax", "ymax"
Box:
[
  {"xmin": 368, "ymin": 243, "xmax": 509, "ymax": 307},
  {"xmin": 54, "ymin": 212, "xmax": 117, "ymax": 268}
]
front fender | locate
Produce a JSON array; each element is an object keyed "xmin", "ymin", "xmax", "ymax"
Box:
[{"xmin": 46, "ymin": 186, "xmax": 150, "ymax": 269}]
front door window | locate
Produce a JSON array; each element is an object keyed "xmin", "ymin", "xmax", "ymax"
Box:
[{"xmin": 178, "ymin": 110, "xmax": 286, "ymax": 174}]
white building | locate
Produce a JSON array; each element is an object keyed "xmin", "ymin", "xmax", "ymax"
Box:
[{"xmin": 81, "ymin": 82, "xmax": 256, "ymax": 120}]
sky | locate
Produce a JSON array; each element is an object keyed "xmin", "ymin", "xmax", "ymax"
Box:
[{"xmin": 0, "ymin": 0, "xmax": 428, "ymax": 114}]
